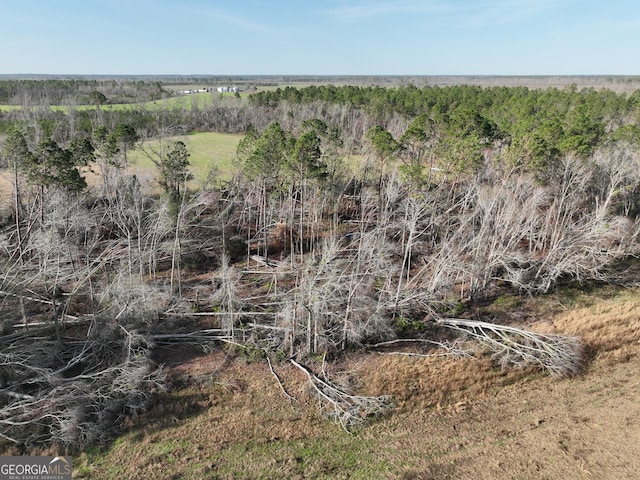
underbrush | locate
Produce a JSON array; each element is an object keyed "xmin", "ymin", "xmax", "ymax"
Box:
[{"xmin": 68, "ymin": 284, "xmax": 640, "ymax": 478}]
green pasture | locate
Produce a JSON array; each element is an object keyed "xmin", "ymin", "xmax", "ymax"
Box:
[
  {"xmin": 0, "ymin": 131, "xmax": 241, "ymax": 214},
  {"xmin": 0, "ymin": 104, "xmax": 22, "ymax": 112},
  {"xmin": 126, "ymin": 92, "xmax": 221, "ymax": 111},
  {"xmin": 129, "ymin": 131, "xmax": 242, "ymax": 187}
]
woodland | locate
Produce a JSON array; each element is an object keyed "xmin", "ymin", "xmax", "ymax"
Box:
[{"xmin": 1, "ymin": 78, "xmax": 640, "ymax": 449}]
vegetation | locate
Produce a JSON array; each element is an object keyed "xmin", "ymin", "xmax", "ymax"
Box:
[
  {"xmin": 0, "ymin": 79, "xmax": 170, "ymax": 106},
  {"xmin": 0, "ymin": 77, "xmax": 640, "ymax": 460},
  {"xmin": 69, "ymin": 284, "xmax": 640, "ymax": 478}
]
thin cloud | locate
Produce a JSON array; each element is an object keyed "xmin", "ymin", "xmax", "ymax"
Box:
[
  {"xmin": 1, "ymin": 37, "xmax": 42, "ymax": 48},
  {"xmin": 323, "ymin": 0, "xmax": 559, "ymax": 27},
  {"xmin": 323, "ymin": 1, "xmax": 460, "ymax": 22},
  {"xmin": 605, "ymin": 19, "xmax": 640, "ymax": 31},
  {"xmin": 464, "ymin": 0, "xmax": 560, "ymax": 27},
  {"xmin": 182, "ymin": 7, "xmax": 276, "ymax": 33}
]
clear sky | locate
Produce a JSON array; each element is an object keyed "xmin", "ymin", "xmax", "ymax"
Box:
[{"xmin": 1, "ymin": 0, "xmax": 639, "ymax": 75}]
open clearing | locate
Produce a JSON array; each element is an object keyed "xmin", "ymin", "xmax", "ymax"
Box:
[
  {"xmin": 131, "ymin": 131, "xmax": 242, "ymax": 185},
  {"xmin": 68, "ymin": 287, "xmax": 640, "ymax": 479},
  {"xmin": 0, "ymin": 131, "xmax": 240, "ymax": 216}
]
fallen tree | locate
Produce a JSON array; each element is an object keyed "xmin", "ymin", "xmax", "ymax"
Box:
[
  {"xmin": 2, "ymin": 139, "xmax": 637, "ymax": 450},
  {"xmin": 290, "ymin": 358, "xmax": 392, "ymax": 432},
  {"xmin": 0, "ymin": 323, "xmax": 165, "ymax": 448},
  {"xmin": 435, "ymin": 318, "xmax": 584, "ymax": 377}
]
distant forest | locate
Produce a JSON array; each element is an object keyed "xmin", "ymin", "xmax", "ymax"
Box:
[
  {"xmin": 0, "ymin": 79, "xmax": 171, "ymax": 105},
  {"xmin": 2, "ymin": 79, "xmax": 640, "ymax": 176}
]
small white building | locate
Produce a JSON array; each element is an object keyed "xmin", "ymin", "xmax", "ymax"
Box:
[{"xmin": 216, "ymin": 86, "xmax": 239, "ymax": 93}]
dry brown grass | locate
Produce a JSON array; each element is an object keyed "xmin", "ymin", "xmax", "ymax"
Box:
[
  {"xmin": 64, "ymin": 286, "xmax": 640, "ymax": 478},
  {"xmin": 355, "ymin": 355, "xmax": 536, "ymax": 412},
  {"xmin": 0, "ymin": 173, "xmax": 11, "ymax": 213},
  {"xmin": 137, "ymin": 351, "xmax": 327, "ymax": 445},
  {"xmin": 530, "ymin": 289, "xmax": 640, "ymax": 364}
]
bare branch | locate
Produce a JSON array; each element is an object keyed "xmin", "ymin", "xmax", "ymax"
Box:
[
  {"xmin": 266, "ymin": 356, "xmax": 298, "ymax": 408},
  {"xmin": 290, "ymin": 359, "xmax": 392, "ymax": 431},
  {"xmin": 437, "ymin": 318, "xmax": 584, "ymax": 377}
]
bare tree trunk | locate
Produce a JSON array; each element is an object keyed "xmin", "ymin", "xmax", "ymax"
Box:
[
  {"xmin": 261, "ymin": 181, "xmax": 269, "ymax": 259},
  {"xmin": 12, "ymin": 163, "xmax": 24, "ymax": 261}
]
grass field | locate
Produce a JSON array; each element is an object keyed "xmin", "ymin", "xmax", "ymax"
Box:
[
  {"xmin": 0, "ymin": 131, "xmax": 241, "ymax": 213},
  {"xmin": 129, "ymin": 131, "xmax": 242, "ymax": 187},
  {"xmin": 0, "ymin": 104, "xmax": 22, "ymax": 112}
]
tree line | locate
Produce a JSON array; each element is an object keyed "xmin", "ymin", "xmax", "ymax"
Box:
[
  {"xmin": 3, "ymin": 82, "xmax": 639, "ymax": 175},
  {"xmin": 0, "ymin": 79, "xmax": 170, "ymax": 106}
]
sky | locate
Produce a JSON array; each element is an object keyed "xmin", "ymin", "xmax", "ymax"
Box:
[{"xmin": 1, "ymin": 0, "xmax": 639, "ymax": 75}]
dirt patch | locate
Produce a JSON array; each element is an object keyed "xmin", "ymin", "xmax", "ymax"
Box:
[{"xmin": 406, "ymin": 357, "xmax": 640, "ymax": 480}]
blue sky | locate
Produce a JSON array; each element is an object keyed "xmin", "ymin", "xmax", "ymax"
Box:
[{"xmin": 1, "ymin": 0, "xmax": 639, "ymax": 75}]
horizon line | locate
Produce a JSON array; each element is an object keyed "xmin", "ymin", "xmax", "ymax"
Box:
[{"xmin": 1, "ymin": 73, "xmax": 639, "ymax": 78}]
